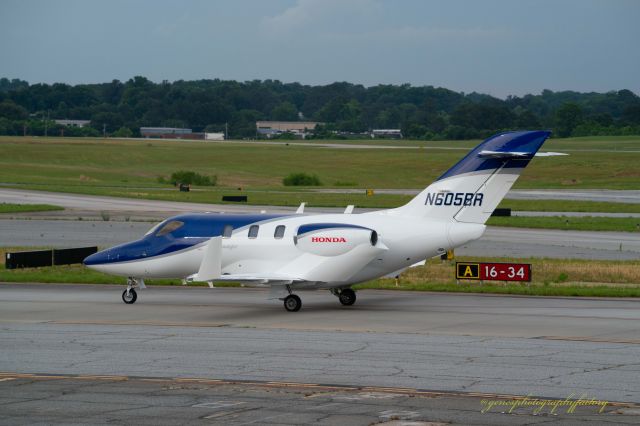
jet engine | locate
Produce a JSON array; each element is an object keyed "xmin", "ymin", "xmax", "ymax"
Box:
[{"xmin": 295, "ymin": 223, "xmax": 378, "ymax": 256}]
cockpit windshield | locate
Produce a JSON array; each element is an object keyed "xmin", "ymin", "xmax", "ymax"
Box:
[
  {"xmin": 144, "ymin": 222, "xmax": 163, "ymax": 236},
  {"xmin": 154, "ymin": 220, "xmax": 185, "ymax": 237}
]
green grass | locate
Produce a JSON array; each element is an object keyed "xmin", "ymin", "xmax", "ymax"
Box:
[
  {"xmin": 487, "ymin": 216, "xmax": 640, "ymax": 232},
  {"xmin": 355, "ymin": 256, "xmax": 640, "ymax": 297},
  {"xmin": 0, "ymin": 136, "xmax": 638, "ymax": 194},
  {"xmin": 0, "ymin": 203, "xmax": 63, "ymax": 213},
  {"xmin": 1, "ymin": 136, "xmax": 638, "ymax": 231},
  {"xmin": 295, "ymin": 135, "xmax": 640, "ymax": 151}
]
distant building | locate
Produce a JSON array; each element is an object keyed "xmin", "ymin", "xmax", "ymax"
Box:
[
  {"xmin": 140, "ymin": 127, "xmax": 199, "ymax": 139},
  {"xmin": 371, "ymin": 129, "xmax": 403, "ymax": 139},
  {"xmin": 205, "ymin": 132, "xmax": 225, "ymax": 141},
  {"xmin": 55, "ymin": 119, "xmax": 91, "ymax": 128},
  {"xmin": 256, "ymin": 121, "xmax": 321, "ymax": 139}
]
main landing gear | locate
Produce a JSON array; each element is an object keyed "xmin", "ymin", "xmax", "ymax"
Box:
[
  {"xmin": 331, "ymin": 288, "xmax": 357, "ymax": 306},
  {"xmin": 282, "ymin": 285, "xmax": 302, "ymax": 312},
  {"xmin": 122, "ymin": 277, "xmax": 145, "ymax": 304},
  {"xmin": 283, "ymin": 294, "xmax": 302, "ymax": 312}
]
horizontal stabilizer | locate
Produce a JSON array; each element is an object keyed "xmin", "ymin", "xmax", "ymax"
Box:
[
  {"xmin": 534, "ymin": 151, "xmax": 568, "ymax": 157},
  {"xmin": 478, "ymin": 150, "xmax": 531, "ymax": 159}
]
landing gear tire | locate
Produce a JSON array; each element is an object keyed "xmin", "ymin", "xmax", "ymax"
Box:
[
  {"xmin": 338, "ymin": 288, "xmax": 356, "ymax": 306},
  {"xmin": 283, "ymin": 294, "xmax": 302, "ymax": 312},
  {"xmin": 122, "ymin": 288, "xmax": 137, "ymax": 304}
]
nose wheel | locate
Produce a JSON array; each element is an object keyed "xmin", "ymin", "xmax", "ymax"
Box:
[
  {"xmin": 122, "ymin": 277, "xmax": 144, "ymax": 304},
  {"xmin": 122, "ymin": 288, "xmax": 137, "ymax": 304}
]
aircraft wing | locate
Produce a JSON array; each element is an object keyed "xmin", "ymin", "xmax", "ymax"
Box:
[
  {"xmin": 276, "ymin": 241, "xmax": 388, "ymax": 283},
  {"xmin": 190, "ymin": 233, "xmax": 387, "ymax": 285},
  {"xmin": 215, "ymin": 273, "xmax": 303, "ymax": 285}
]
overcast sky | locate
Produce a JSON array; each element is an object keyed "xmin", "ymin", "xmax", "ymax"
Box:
[{"xmin": 1, "ymin": 0, "xmax": 638, "ymax": 98}]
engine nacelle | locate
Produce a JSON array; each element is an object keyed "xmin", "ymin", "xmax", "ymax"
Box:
[{"xmin": 295, "ymin": 223, "xmax": 378, "ymax": 257}]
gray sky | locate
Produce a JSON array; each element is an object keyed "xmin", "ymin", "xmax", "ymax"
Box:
[{"xmin": 1, "ymin": 0, "xmax": 638, "ymax": 98}]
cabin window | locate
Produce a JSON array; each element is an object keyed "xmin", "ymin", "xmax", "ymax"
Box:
[
  {"xmin": 274, "ymin": 225, "xmax": 285, "ymax": 239},
  {"xmin": 248, "ymin": 225, "xmax": 259, "ymax": 239},
  {"xmin": 222, "ymin": 224, "xmax": 233, "ymax": 238},
  {"xmin": 155, "ymin": 220, "xmax": 184, "ymax": 237}
]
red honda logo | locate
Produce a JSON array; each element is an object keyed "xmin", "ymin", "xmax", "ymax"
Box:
[{"xmin": 311, "ymin": 236, "xmax": 347, "ymax": 243}]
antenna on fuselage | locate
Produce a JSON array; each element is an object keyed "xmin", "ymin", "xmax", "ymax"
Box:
[
  {"xmin": 296, "ymin": 202, "xmax": 306, "ymax": 214},
  {"xmin": 344, "ymin": 205, "xmax": 354, "ymax": 214}
]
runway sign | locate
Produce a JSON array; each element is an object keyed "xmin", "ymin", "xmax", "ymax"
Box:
[
  {"xmin": 456, "ymin": 262, "xmax": 480, "ymax": 280},
  {"xmin": 456, "ymin": 262, "xmax": 531, "ymax": 282}
]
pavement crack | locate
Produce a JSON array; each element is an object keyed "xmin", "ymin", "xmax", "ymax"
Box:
[{"xmin": 388, "ymin": 366, "xmax": 405, "ymax": 377}]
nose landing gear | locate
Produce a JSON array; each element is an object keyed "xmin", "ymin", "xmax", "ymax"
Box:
[
  {"xmin": 122, "ymin": 288, "xmax": 137, "ymax": 304},
  {"xmin": 122, "ymin": 277, "xmax": 145, "ymax": 304}
]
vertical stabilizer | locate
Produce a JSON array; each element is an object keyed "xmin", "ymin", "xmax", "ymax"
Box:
[{"xmin": 391, "ymin": 131, "xmax": 551, "ymax": 224}]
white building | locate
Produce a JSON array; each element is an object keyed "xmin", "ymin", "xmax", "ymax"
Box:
[
  {"xmin": 205, "ymin": 132, "xmax": 225, "ymax": 141},
  {"xmin": 371, "ymin": 129, "xmax": 403, "ymax": 139},
  {"xmin": 256, "ymin": 121, "xmax": 321, "ymax": 139},
  {"xmin": 55, "ymin": 119, "xmax": 91, "ymax": 128},
  {"xmin": 140, "ymin": 127, "xmax": 193, "ymax": 139}
]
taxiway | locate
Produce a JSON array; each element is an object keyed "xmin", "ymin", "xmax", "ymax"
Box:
[{"xmin": 0, "ymin": 284, "xmax": 639, "ymax": 424}]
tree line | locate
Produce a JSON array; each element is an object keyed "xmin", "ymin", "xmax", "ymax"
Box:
[{"xmin": 1, "ymin": 76, "xmax": 639, "ymax": 139}]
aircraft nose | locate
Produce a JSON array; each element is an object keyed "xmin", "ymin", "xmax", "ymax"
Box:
[{"xmin": 83, "ymin": 249, "xmax": 110, "ymax": 266}]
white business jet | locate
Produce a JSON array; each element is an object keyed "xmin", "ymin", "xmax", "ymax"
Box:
[{"xmin": 84, "ymin": 130, "xmax": 553, "ymax": 311}]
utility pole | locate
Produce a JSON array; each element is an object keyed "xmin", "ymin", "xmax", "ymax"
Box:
[
  {"xmin": 103, "ymin": 123, "xmax": 106, "ymax": 138},
  {"xmin": 44, "ymin": 110, "xmax": 49, "ymax": 137},
  {"xmin": 225, "ymin": 122, "xmax": 228, "ymax": 140}
]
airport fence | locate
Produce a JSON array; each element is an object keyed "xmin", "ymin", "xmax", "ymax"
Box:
[{"xmin": 5, "ymin": 247, "xmax": 98, "ymax": 269}]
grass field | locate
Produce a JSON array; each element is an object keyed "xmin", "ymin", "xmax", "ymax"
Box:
[
  {"xmin": 1, "ymin": 247, "xmax": 638, "ymax": 297},
  {"xmin": 305, "ymin": 135, "xmax": 640, "ymax": 151},
  {"xmin": 1, "ymin": 136, "xmax": 638, "ymax": 231},
  {"xmin": 1, "ymin": 136, "xmax": 639, "ymax": 195},
  {"xmin": 0, "ymin": 203, "xmax": 63, "ymax": 214},
  {"xmin": 356, "ymin": 257, "xmax": 640, "ymax": 297}
]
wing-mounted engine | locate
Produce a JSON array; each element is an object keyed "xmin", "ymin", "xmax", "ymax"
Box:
[
  {"xmin": 268, "ymin": 223, "xmax": 386, "ymax": 283},
  {"xmin": 295, "ymin": 223, "xmax": 378, "ymax": 256}
]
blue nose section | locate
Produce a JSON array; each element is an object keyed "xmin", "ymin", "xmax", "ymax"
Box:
[
  {"xmin": 83, "ymin": 249, "xmax": 110, "ymax": 266},
  {"xmin": 83, "ymin": 240, "xmax": 155, "ymax": 266}
]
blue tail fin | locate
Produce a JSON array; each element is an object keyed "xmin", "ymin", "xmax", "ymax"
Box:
[{"xmin": 393, "ymin": 130, "xmax": 551, "ymax": 223}]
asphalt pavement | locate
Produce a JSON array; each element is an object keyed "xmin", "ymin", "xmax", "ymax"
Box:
[{"xmin": 1, "ymin": 284, "xmax": 639, "ymax": 424}]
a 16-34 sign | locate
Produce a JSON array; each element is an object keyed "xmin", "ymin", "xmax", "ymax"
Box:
[{"xmin": 456, "ymin": 262, "xmax": 531, "ymax": 282}]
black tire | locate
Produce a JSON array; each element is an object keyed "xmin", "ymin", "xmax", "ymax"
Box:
[
  {"xmin": 122, "ymin": 288, "xmax": 137, "ymax": 304},
  {"xmin": 283, "ymin": 294, "xmax": 302, "ymax": 312},
  {"xmin": 339, "ymin": 288, "xmax": 356, "ymax": 306}
]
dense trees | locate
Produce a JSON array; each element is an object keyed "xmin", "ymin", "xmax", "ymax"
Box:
[{"xmin": 0, "ymin": 76, "xmax": 638, "ymax": 139}]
